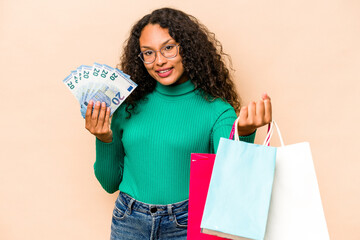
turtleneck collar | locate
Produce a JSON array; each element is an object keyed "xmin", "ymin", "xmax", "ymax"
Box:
[{"xmin": 155, "ymin": 79, "xmax": 195, "ymax": 96}]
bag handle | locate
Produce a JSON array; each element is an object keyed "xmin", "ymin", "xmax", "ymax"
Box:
[
  {"xmin": 229, "ymin": 120, "xmax": 237, "ymax": 140},
  {"xmin": 263, "ymin": 121, "xmax": 285, "ymax": 147},
  {"xmin": 229, "ymin": 117, "xmax": 240, "ymax": 141},
  {"xmin": 229, "ymin": 118, "xmax": 285, "ymax": 147}
]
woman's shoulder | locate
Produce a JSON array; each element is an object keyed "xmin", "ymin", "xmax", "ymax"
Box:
[
  {"xmin": 192, "ymin": 91, "xmax": 236, "ymax": 119},
  {"xmin": 111, "ymin": 103, "xmax": 127, "ymax": 122},
  {"xmin": 210, "ymin": 97, "xmax": 233, "ymax": 108},
  {"xmin": 195, "ymin": 91, "xmax": 234, "ymax": 111}
]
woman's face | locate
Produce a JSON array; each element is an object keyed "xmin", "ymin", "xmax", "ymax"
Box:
[{"xmin": 139, "ymin": 24, "xmax": 188, "ymax": 86}]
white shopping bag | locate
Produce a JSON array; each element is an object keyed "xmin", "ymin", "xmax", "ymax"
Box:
[{"xmin": 264, "ymin": 121, "xmax": 330, "ymax": 240}]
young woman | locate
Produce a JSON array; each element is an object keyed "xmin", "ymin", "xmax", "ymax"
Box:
[{"xmin": 85, "ymin": 8, "xmax": 271, "ymax": 240}]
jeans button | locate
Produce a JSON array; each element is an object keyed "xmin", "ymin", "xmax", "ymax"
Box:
[{"xmin": 150, "ymin": 207, "xmax": 157, "ymax": 213}]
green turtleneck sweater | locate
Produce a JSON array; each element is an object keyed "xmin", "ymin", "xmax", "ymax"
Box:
[{"xmin": 94, "ymin": 80, "xmax": 255, "ymax": 204}]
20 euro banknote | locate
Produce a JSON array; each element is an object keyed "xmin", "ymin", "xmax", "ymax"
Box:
[{"xmin": 63, "ymin": 63, "xmax": 137, "ymax": 118}]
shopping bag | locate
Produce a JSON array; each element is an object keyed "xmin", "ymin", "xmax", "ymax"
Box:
[
  {"xmin": 201, "ymin": 118, "xmax": 277, "ymax": 240},
  {"xmin": 187, "ymin": 153, "xmax": 228, "ymax": 240},
  {"xmin": 264, "ymin": 121, "xmax": 330, "ymax": 240}
]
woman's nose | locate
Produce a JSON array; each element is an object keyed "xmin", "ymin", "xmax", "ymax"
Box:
[{"xmin": 155, "ymin": 51, "xmax": 167, "ymax": 65}]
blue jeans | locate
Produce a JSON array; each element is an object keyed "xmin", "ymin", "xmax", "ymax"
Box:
[{"xmin": 110, "ymin": 191, "xmax": 188, "ymax": 240}]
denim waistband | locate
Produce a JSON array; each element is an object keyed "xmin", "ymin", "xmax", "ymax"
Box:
[{"xmin": 117, "ymin": 191, "xmax": 188, "ymax": 216}]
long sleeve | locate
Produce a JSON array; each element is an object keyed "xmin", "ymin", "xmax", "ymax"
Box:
[
  {"xmin": 93, "ymin": 110, "xmax": 124, "ymax": 193},
  {"xmin": 211, "ymin": 108, "xmax": 256, "ymax": 153}
]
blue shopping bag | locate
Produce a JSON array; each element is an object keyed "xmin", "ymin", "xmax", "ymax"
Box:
[{"xmin": 201, "ymin": 118, "xmax": 277, "ymax": 240}]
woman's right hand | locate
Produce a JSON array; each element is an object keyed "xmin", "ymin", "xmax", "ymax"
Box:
[{"xmin": 85, "ymin": 100, "xmax": 113, "ymax": 143}]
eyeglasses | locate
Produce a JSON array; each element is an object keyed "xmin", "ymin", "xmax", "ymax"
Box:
[{"xmin": 138, "ymin": 44, "xmax": 180, "ymax": 64}]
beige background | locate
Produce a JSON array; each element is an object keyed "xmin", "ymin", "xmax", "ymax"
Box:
[{"xmin": 1, "ymin": 0, "xmax": 359, "ymax": 239}]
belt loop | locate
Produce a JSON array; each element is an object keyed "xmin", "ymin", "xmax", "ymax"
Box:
[
  {"xmin": 167, "ymin": 204, "xmax": 174, "ymax": 221},
  {"xmin": 126, "ymin": 198, "xmax": 135, "ymax": 215}
]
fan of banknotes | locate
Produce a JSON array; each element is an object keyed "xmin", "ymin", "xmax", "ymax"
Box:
[{"xmin": 63, "ymin": 63, "xmax": 137, "ymax": 118}]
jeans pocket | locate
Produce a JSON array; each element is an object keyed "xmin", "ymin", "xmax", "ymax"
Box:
[
  {"xmin": 112, "ymin": 200, "xmax": 128, "ymax": 221},
  {"xmin": 173, "ymin": 210, "xmax": 188, "ymax": 228}
]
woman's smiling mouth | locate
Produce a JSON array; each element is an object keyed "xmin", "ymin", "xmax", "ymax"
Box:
[{"xmin": 156, "ymin": 67, "xmax": 174, "ymax": 77}]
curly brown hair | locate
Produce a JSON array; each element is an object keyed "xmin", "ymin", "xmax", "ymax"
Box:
[{"xmin": 118, "ymin": 7, "xmax": 241, "ymax": 117}]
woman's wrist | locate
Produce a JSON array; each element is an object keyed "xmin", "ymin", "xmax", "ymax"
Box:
[
  {"xmin": 237, "ymin": 127, "xmax": 256, "ymax": 136},
  {"xmin": 96, "ymin": 132, "xmax": 113, "ymax": 143}
]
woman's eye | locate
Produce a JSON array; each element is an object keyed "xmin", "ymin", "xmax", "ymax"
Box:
[
  {"xmin": 144, "ymin": 51, "xmax": 154, "ymax": 56},
  {"xmin": 164, "ymin": 45, "xmax": 174, "ymax": 51}
]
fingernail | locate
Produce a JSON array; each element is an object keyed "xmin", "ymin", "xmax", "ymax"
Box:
[
  {"xmin": 89, "ymin": 100, "xmax": 93, "ymax": 105},
  {"xmin": 96, "ymin": 101, "xmax": 100, "ymax": 105}
]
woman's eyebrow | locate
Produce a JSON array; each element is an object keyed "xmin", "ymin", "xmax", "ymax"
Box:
[{"xmin": 140, "ymin": 39, "xmax": 173, "ymax": 49}]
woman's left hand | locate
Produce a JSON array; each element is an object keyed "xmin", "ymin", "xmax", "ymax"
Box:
[{"xmin": 237, "ymin": 93, "xmax": 272, "ymax": 136}]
